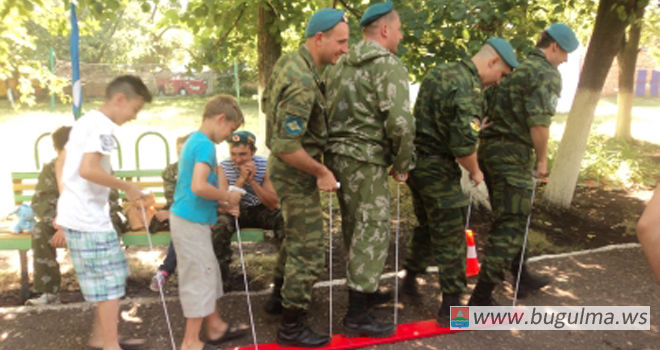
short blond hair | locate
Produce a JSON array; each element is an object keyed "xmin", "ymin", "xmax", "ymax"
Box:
[{"xmin": 203, "ymin": 94, "xmax": 244, "ymax": 124}]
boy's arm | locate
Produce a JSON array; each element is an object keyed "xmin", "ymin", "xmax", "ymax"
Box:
[
  {"xmin": 191, "ymin": 162, "xmax": 240, "ymax": 205},
  {"xmin": 79, "ymin": 152, "xmax": 142, "ymax": 201},
  {"xmin": 55, "ymin": 150, "xmax": 66, "ymax": 193}
]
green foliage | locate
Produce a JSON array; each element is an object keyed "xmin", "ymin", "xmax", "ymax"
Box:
[
  {"xmin": 396, "ymin": 0, "xmax": 568, "ymax": 81},
  {"xmin": 548, "ymin": 134, "xmax": 660, "ymax": 189}
]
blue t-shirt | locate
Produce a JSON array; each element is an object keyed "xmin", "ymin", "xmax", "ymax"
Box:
[{"xmin": 171, "ymin": 131, "xmax": 218, "ymax": 224}]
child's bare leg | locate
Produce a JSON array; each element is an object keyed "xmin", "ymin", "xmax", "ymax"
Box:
[
  {"xmin": 97, "ymin": 299, "xmax": 121, "ymax": 350},
  {"xmin": 87, "ymin": 308, "xmax": 103, "ymax": 347},
  {"xmin": 181, "ymin": 317, "xmax": 204, "ymax": 350},
  {"xmin": 204, "ymin": 303, "xmax": 228, "ymax": 340}
]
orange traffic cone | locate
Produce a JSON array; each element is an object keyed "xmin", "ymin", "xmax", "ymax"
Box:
[{"xmin": 465, "ymin": 229, "xmax": 480, "ymax": 277}]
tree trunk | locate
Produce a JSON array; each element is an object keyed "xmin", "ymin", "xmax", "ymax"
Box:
[
  {"xmin": 257, "ymin": 3, "xmax": 281, "ymax": 153},
  {"xmin": 544, "ymin": 0, "xmax": 647, "ymax": 208},
  {"xmin": 615, "ymin": 5, "xmax": 645, "ymax": 140}
]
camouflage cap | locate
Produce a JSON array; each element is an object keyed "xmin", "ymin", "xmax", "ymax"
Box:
[
  {"xmin": 305, "ymin": 8, "xmax": 347, "ymax": 37},
  {"xmin": 359, "ymin": 1, "xmax": 393, "ymax": 27},
  {"xmin": 229, "ymin": 130, "xmax": 256, "ymax": 145},
  {"xmin": 486, "ymin": 37, "xmax": 519, "ymax": 68},
  {"xmin": 545, "ymin": 23, "xmax": 579, "ymax": 53}
]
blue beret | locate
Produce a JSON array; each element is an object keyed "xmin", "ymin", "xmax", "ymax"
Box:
[
  {"xmin": 305, "ymin": 9, "xmax": 346, "ymax": 37},
  {"xmin": 545, "ymin": 23, "xmax": 579, "ymax": 53},
  {"xmin": 230, "ymin": 130, "xmax": 256, "ymax": 145},
  {"xmin": 359, "ymin": 1, "xmax": 394, "ymax": 27},
  {"xmin": 486, "ymin": 37, "xmax": 519, "ymax": 68}
]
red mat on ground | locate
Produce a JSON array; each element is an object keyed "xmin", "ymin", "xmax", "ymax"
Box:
[{"xmin": 230, "ymin": 319, "xmax": 456, "ymax": 349}]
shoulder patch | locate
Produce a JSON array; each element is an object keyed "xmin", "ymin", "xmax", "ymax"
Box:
[
  {"xmin": 100, "ymin": 134, "xmax": 116, "ymax": 151},
  {"xmin": 549, "ymin": 94, "xmax": 558, "ymax": 111},
  {"xmin": 470, "ymin": 118, "xmax": 481, "ymax": 133},
  {"xmin": 284, "ymin": 115, "xmax": 305, "ymax": 137}
]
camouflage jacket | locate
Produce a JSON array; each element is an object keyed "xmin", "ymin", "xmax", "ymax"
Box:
[
  {"xmin": 264, "ymin": 45, "xmax": 327, "ymax": 159},
  {"xmin": 162, "ymin": 162, "xmax": 178, "ymax": 209},
  {"xmin": 480, "ymin": 49, "xmax": 561, "ymax": 148},
  {"xmin": 324, "ymin": 40, "xmax": 415, "ymax": 173},
  {"xmin": 414, "ymin": 58, "xmax": 484, "ymax": 159},
  {"xmin": 31, "ymin": 159, "xmax": 59, "ymax": 224},
  {"xmin": 31, "ymin": 158, "xmax": 127, "ymax": 233}
]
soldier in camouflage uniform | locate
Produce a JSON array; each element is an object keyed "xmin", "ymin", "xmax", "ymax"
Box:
[
  {"xmin": 401, "ymin": 38, "xmax": 518, "ymax": 325},
  {"xmin": 324, "ymin": 1, "xmax": 413, "ymax": 337},
  {"xmin": 263, "ymin": 9, "xmax": 347, "ymax": 347},
  {"xmin": 471, "ymin": 24, "xmax": 579, "ymax": 306},
  {"xmin": 27, "ymin": 126, "xmax": 128, "ymax": 305}
]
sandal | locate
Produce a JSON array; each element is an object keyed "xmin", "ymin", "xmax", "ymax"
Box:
[{"xmin": 207, "ymin": 323, "xmax": 248, "ymax": 345}]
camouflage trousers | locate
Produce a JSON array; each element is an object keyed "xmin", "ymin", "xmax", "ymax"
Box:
[
  {"xmin": 211, "ymin": 204, "xmax": 284, "ymax": 277},
  {"xmin": 478, "ymin": 141, "xmax": 533, "ymax": 284},
  {"xmin": 31, "ymin": 221, "xmax": 61, "ymax": 294},
  {"xmin": 405, "ymin": 159, "xmax": 468, "ymax": 295},
  {"xmin": 268, "ymin": 155, "xmax": 325, "ymax": 310},
  {"xmin": 326, "ymin": 154, "xmax": 390, "ymax": 293}
]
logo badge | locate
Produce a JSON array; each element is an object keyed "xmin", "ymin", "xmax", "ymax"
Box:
[
  {"xmin": 284, "ymin": 115, "xmax": 305, "ymax": 137},
  {"xmin": 450, "ymin": 306, "xmax": 470, "ymax": 328}
]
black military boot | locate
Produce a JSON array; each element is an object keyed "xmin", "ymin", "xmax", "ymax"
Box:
[
  {"xmin": 400, "ymin": 270, "xmax": 421, "ymax": 298},
  {"xmin": 264, "ymin": 277, "xmax": 284, "ymax": 315},
  {"xmin": 366, "ymin": 289, "xmax": 393, "ymax": 308},
  {"xmin": 468, "ymin": 280, "xmax": 498, "ymax": 306},
  {"xmin": 436, "ymin": 293, "xmax": 461, "ymax": 327},
  {"xmin": 277, "ymin": 307, "xmax": 330, "ymax": 347},
  {"xmin": 511, "ymin": 257, "xmax": 552, "ymax": 298},
  {"xmin": 343, "ymin": 289, "xmax": 395, "ymax": 337}
]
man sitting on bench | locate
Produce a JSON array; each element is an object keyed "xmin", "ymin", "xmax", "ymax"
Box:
[{"xmin": 150, "ymin": 130, "xmax": 282, "ymax": 291}]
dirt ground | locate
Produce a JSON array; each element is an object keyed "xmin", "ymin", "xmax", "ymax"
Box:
[
  {"xmin": 0, "ymin": 185, "xmax": 649, "ymax": 307},
  {"xmin": 0, "ymin": 245, "xmax": 657, "ymax": 349}
]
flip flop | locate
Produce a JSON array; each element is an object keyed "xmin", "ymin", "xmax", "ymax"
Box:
[
  {"xmin": 88, "ymin": 338, "xmax": 146, "ymax": 350},
  {"xmin": 206, "ymin": 323, "xmax": 248, "ymax": 345}
]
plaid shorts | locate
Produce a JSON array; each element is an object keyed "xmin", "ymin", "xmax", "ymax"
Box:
[{"xmin": 64, "ymin": 228, "xmax": 129, "ymax": 302}]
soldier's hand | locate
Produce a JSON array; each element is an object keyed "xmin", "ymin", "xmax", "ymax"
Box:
[
  {"xmin": 481, "ymin": 116, "xmax": 493, "ymax": 130},
  {"xmin": 470, "ymin": 169, "xmax": 484, "ymax": 186},
  {"xmin": 390, "ymin": 169, "xmax": 408, "ymax": 183},
  {"xmin": 535, "ymin": 160, "xmax": 549, "ymax": 179},
  {"xmin": 317, "ymin": 167, "xmax": 339, "ymax": 192},
  {"xmin": 244, "ymin": 162, "xmax": 257, "ymax": 182},
  {"xmin": 50, "ymin": 229, "xmax": 66, "ymax": 248}
]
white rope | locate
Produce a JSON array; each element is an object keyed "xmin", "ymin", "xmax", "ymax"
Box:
[
  {"xmin": 234, "ymin": 216, "xmax": 259, "ymax": 349},
  {"xmin": 465, "ymin": 192, "xmax": 473, "ymax": 231},
  {"xmin": 513, "ymin": 177, "xmax": 538, "ymax": 307},
  {"xmin": 328, "ymin": 192, "xmax": 334, "ymax": 336},
  {"xmin": 139, "ymin": 202, "xmax": 176, "ymax": 350},
  {"xmin": 394, "ymin": 183, "xmax": 401, "ymax": 325},
  {"xmin": 139, "ymin": 203, "xmax": 154, "ymax": 251}
]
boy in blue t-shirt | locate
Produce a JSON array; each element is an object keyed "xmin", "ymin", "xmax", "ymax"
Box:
[{"xmin": 169, "ymin": 95, "xmax": 247, "ymax": 349}]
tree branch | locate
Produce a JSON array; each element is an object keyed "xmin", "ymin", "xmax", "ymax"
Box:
[
  {"xmin": 95, "ymin": 9, "xmax": 125, "ymax": 63},
  {"xmin": 214, "ymin": 3, "xmax": 247, "ymax": 48},
  {"xmin": 339, "ymin": 0, "xmax": 361, "ymax": 20}
]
